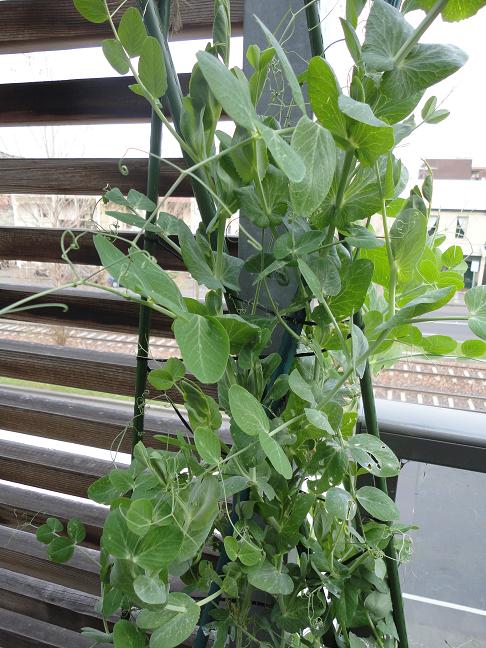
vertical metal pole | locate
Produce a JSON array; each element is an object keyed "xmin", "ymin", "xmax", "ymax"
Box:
[
  {"xmin": 131, "ymin": 1, "xmax": 170, "ymax": 451},
  {"xmin": 306, "ymin": 1, "xmax": 409, "ymax": 643}
]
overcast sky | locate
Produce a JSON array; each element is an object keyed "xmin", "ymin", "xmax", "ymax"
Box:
[{"xmin": 0, "ymin": 1, "xmax": 484, "ymax": 183}]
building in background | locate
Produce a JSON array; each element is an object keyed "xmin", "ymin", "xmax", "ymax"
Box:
[{"xmin": 420, "ymin": 159, "xmax": 486, "ymax": 287}]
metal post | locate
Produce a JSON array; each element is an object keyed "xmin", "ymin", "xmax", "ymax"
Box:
[{"xmin": 131, "ymin": 1, "xmax": 170, "ymax": 451}]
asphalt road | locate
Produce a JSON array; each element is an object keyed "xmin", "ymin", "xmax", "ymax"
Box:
[{"xmin": 396, "ymin": 459, "xmax": 486, "ymax": 646}]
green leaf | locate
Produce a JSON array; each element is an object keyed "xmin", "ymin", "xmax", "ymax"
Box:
[
  {"xmin": 194, "ymin": 426, "xmax": 221, "ymax": 464},
  {"xmin": 134, "ymin": 526, "xmax": 183, "ymax": 571},
  {"xmin": 348, "ymin": 434, "xmax": 400, "ymax": 477},
  {"xmin": 442, "ymin": 245, "xmax": 465, "ymax": 270},
  {"xmin": 328, "ymin": 259, "xmax": 373, "ymax": 321},
  {"xmin": 238, "ymin": 539, "xmax": 262, "ymax": 566},
  {"xmin": 349, "ymin": 120, "xmax": 395, "ymax": 166},
  {"xmin": 178, "ymin": 226, "xmax": 222, "ymax": 291},
  {"xmin": 229, "ymin": 384, "xmax": 269, "ymax": 437},
  {"xmin": 67, "ymin": 518, "xmax": 86, "ymax": 543},
  {"xmin": 36, "ymin": 524, "xmax": 57, "ymax": 545},
  {"xmin": 288, "ymin": 369, "xmax": 315, "ymax": 404},
  {"xmin": 259, "ymin": 123, "xmax": 305, "ymax": 183},
  {"xmin": 383, "ymin": 43, "xmax": 467, "ymax": 101},
  {"xmin": 196, "ymin": 51, "xmax": 257, "ymax": 129},
  {"xmin": 213, "ymin": 0, "xmax": 231, "ymax": 63},
  {"xmin": 345, "ymin": 225, "xmax": 384, "ymax": 249},
  {"xmin": 94, "ymin": 236, "xmax": 187, "ymax": 317},
  {"xmin": 113, "ymin": 619, "xmax": 146, "ymax": 648},
  {"xmin": 73, "ymin": 0, "xmax": 108, "ymax": 23},
  {"xmin": 363, "ymin": 0, "xmax": 468, "ymax": 99},
  {"xmin": 298, "ymin": 258, "xmax": 340, "ymax": 303},
  {"xmin": 118, "ymin": 7, "xmax": 147, "ymax": 57},
  {"xmin": 81, "ymin": 628, "xmax": 114, "ymax": 644},
  {"xmin": 127, "ymin": 189, "xmax": 157, "ymax": 212},
  {"xmin": 102, "ymin": 588, "xmax": 124, "ymax": 618},
  {"xmin": 138, "ymin": 36, "xmax": 167, "ymax": 98},
  {"xmin": 133, "ymin": 575, "xmax": 167, "ymax": 606},
  {"xmin": 340, "ymin": 18, "xmax": 362, "ymax": 65},
  {"xmin": 349, "ymin": 634, "xmax": 376, "ymax": 648},
  {"xmin": 304, "ymin": 408, "xmax": 335, "ymax": 435},
  {"xmin": 365, "ymin": 591, "xmax": 393, "ymax": 619},
  {"xmin": 465, "ymin": 285, "xmax": 486, "ymax": 340},
  {"xmin": 383, "ymin": 287, "xmax": 455, "ymax": 329},
  {"xmin": 362, "ymin": 0, "xmax": 412, "ymax": 72},
  {"xmin": 48, "ymin": 537, "xmax": 75, "ymax": 563},
  {"xmin": 402, "ymin": 0, "xmax": 486, "ymax": 22},
  {"xmin": 149, "ymin": 593, "xmax": 200, "ymax": 648},
  {"xmin": 390, "ymin": 209, "xmax": 427, "ymax": 281},
  {"xmin": 223, "ymin": 536, "xmax": 239, "ymax": 561},
  {"xmin": 326, "ymin": 487, "xmax": 356, "ymax": 520},
  {"xmin": 126, "ymin": 498, "xmax": 153, "ymax": 537},
  {"xmin": 102, "ymin": 39, "xmax": 130, "ymax": 75},
  {"xmin": 88, "ymin": 474, "xmax": 122, "ymax": 504},
  {"xmin": 254, "ymin": 16, "xmax": 306, "ymax": 115},
  {"xmin": 173, "ymin": 314, "xmax": 229, "ymax": 383},
  {"xmin": 258, "ymin": 430, "xmax": 293, "ymax": 479},
  {"xmin": 338, "ymin": 95, "xmax": 388, "ymax": 127},
  {"xmin": 461, "ymin": 339, "xmax": 486, "ymax": 358},
  {"xmin": 247, "ymin": 560, "xmax": 294, "ymax": 595},
  {"xmin": 308, "ymin": 56, "xmax": 347, "ymax": 138},
  {"xmin": 421, "ymin": 335, "xmax": 457, "ymax": 355},
  {"xmin": 148, "ymin": 358, "xmax": 185, "ymax": 391},
  {"xmin": 346, "ymin": 0, "xmax": 367, "ymax": 27},
  {"xmin": 213, "ymin": 315, "xmax": 260, "ymax": 354},
  {"xmin": 356, "ymin": 486, "xmax": 399, "ymax": 521},
  {"xmin": 351, "ymin": 322, "xmax": 368, "ymax": 378},
  {"xmin": 290, "ymin": 116, "xmax": 336, "ymax": 217},
  {"xmin": 102, "ymin": 508, "xmax": 138, "ymax": 559}
]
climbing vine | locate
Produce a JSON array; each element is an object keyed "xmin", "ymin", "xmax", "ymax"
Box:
[{"xmin": 26, "ymin": 0, "xmax": 486, "ymax": 646}]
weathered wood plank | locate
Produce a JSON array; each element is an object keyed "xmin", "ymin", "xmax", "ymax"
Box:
[
  {"xmin": 0, "ymin": 385, "xmax": 186, "ymax": 452},
  {"xmin": 0, "ymin": 227, "xmax": 238, "ymax": 268},
  {"xmin": 0, "ymin": 76, "xmax": 190, "ymax": 126},
  {"xmin": 0, "ymin": 526, "xmax": 100, "ymax": 594},
  {"xmin": 0, "ymin": 284, "xmax": 173, "ymax": 335},
  {"xmin": 0, "ymin": 568, "xmax": 106, "ymax": 632},
  {"xmin": 0, "ymin": 608, "xmax": 106, "ymax": 648},
  {"xmin": 0, "ymin": 0, "xmax": 244, "ymax": 54},
  {"xmin": 0, "ymin": 437, "xmax": 125, "ymax": 499},
  {"xmin": 0, "ymin": 158, "xmax": 191, "ymax": 196},
  {"xmin": 0, "ymin": 340, "xmax": 218, "ymax": 399}
]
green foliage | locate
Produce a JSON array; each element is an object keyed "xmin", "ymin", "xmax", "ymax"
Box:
[{"xmin": 43, "ymin": 1, "xmax": 483, "ymax": 645}]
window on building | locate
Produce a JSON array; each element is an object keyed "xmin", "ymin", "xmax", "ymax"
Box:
[
  {"xmin": 428, "ymin": 215, "xmax": 439, "ymax": 236},
  {"xmin": 455, "ymin": 216, "xmax": 468, "ymax": 239}
]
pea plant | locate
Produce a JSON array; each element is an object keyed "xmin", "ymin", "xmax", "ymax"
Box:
[{"xmin": 30, "ymin": 0, "xmax": 486, "ymax": 647}]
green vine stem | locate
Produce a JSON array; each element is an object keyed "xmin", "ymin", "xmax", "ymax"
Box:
[{"xmin": 393, "ymin": 0, "xmax": 449, "ymax": 65}]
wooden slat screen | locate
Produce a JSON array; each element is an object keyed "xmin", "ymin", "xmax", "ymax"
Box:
[
  {"xmin": 0, "ymin": 0, "xmax": 244, "ymax": 53},
  {"xmin": 0, "ymin": 0, "xmax": 243, "ymax": 642}
]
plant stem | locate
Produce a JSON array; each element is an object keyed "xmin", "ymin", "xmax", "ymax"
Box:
[
  {"xmin": 304, "ymin": 0, "xmax": 324, "ymax": 57},
  {"xmin": 132, "ymin": 89, "xmax": 164, "ymax": 451},
  {"xmin": 197, "ymin": 588, "xmax": 224, "ymax": 607},
  {"xmin": 393, "ymin": 0, "xmax": 449, "ymax": 66},
  {"xmin": 356, "ymin": 318, "xmax": 409, "ymax": 647},
  {"xmin": 375, "ymin": 161, "xmax": 397, "ymax": 318}
]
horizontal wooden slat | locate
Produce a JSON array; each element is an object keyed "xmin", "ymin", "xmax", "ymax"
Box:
[
  {"xmin": 0, "ymin": 568, "xmax": 106, "ymax": 633},
  {"xmin": 0, "ymin": 0, "xmax": 244, "ymax": 54},
  {"xmin": 0, "ymin": 76, "xmax": 191, "ymax": 126},
  {"xmin": 0, "ymin": 607, "xmax": 106, "ymax": 648},
  {"xmin": 0, "ymin": 339, "xmax": 218, "ymax": 398},
  {"xmin": 0, "ymin": 227, "xmax": 238, "ymax": 268},
  {"xmin": 0, "ymin": 385, "xmax": 191, "ymax": 451},
  {"xmin": 0, "ymin": 284, "xmax": 173, "ymax": 334},
  {"xmin": 0, "ymin": 158, "xmax": 191, "ymax": 196},
  {"xmin": 0, "ymin": 437, "xmax": 124, "ymax": 499}
]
